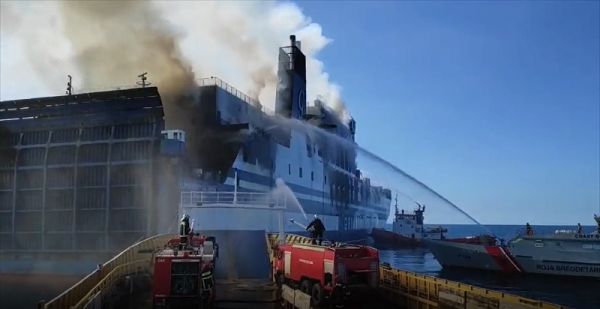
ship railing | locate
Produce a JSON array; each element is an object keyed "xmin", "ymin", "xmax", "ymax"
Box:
[
  {"xmin": 197, "ymin": 76, "xmax": 276, "ymax": 115},
  {"xmin": 198, "ymin": 77, "xmax": 257, "ymax": 104},
  {"xmin": 180, "ymin": 191, "xmax": 286, "ymax": 210},
  {"xmin": 41, "ymin": 233, "xmax": 175, "ymax": 309},
  {"xmin": 378, "ymin": 265, "xmax": 566, "ymax": 309},
  {"xmin": 76, "ymin": 84, "xmax": 142, "ymax": 94}
]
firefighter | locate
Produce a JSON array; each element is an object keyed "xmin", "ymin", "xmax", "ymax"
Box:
[
  {"xmin": 180, "ymin": 214, "xmax": 191, "ymax": 248},
  {"xmin": 306, "ymin": 214, "xmax": 325, "ymax": 245}
]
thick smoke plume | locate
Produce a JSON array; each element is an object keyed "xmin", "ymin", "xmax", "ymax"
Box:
[
  {"xmin": 0, "ymin": 0, "xmax": 350, "ymax": 122},
  {"xmin": 58, "ymin": 1, "xmax": 198, "ymax": 135}
]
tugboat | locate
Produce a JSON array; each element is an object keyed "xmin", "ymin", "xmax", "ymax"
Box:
[
  {"xmin": 370, "ymin": 197, "xmax": 447, "ymax": 248},
  {"xmin": 507, "ymin": 215, "xmax": 600, "ymax": 278}
]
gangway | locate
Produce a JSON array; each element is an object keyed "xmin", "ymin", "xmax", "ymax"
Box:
[{"xmin": 40, "ymin": 233, "xmax": 568, "ymax": 309}]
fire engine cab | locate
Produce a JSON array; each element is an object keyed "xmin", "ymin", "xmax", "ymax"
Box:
[
  {"xmin": 272, "ymin": 242, "xmax": 379, "ymax": 307},
  {"xmin": 153, "ymin": 215, "xmax": 218, "ymax": 308}
]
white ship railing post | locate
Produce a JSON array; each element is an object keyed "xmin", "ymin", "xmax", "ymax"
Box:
[{"xmin": 233, "ymin": 169, "xmax": 238, "ymax": 205}]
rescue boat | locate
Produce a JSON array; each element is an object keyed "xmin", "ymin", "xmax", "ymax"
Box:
[{"xmin": 424, "ymin": 235, "xmax": 522, "ymax": 273}]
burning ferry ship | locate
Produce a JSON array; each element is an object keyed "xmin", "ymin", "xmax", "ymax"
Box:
[
  {"xmin": 0, "ymin": 36, "xmax": 391, "ymax": 258},
  {"xmin": 177, "ymin": 35, "xmax": 391, "ymax": 238}
]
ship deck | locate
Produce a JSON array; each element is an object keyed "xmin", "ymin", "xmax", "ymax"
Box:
[{"xmin": 36, "ymin": 232, "xmax": 568, "ymax": 309}]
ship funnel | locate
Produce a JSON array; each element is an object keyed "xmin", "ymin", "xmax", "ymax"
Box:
[
  {"xmin": 289, "ymin": 35, "xmax": 301, "ymax": 50},
  {"xmin": 275, "ymin": 34, "xmax": 307, "ymax": 119}
]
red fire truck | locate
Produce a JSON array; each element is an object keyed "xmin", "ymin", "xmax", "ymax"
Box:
[
  {"xmin": 152, "ymin": 217, "xmax": 218, "ymax": 308},
  {"xmin": 272, "ymin": 242, "xmax": 379, "ymax": 306}
]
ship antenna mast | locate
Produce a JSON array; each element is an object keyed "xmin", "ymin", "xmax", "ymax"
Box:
[
  {"xmin": 137, "ymin": 72, "xmax": 151, "ymax": 88},
  {"xmin": 66, "ymin": 75, "xmax": 73, "ymax": 95}
]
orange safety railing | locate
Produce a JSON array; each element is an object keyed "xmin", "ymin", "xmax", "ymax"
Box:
[
  {"xmin": 379, "ymin": 265, "xmax": 567, "ymax": 309},
  {"xmin": 266, "ymin": 233, "xmax": 566, "ymax": 309},
  {"xmin": 42, "ymin": 234, "xmax": 175, "ymax": 309}
]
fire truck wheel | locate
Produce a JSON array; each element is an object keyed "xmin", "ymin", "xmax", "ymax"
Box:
[
  {"xmin": 300, "ymin": 279, "xmax": 312, "ymax": 293},
  {"xmin": 311, "ymin": 283, "xmax": 324, "ymax": 307}
]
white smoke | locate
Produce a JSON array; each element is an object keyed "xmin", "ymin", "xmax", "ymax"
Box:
[{"xmin": 0, "ymin": 0, "xmax": 350, "ymax": 122}]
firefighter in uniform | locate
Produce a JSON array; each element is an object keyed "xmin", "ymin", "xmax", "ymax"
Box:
[
  {"xmin": 180, "ymin": 214, "xmax": 191, "ymax": 249},
  {"xmin": 306, "ymin": 214, "xmax": 326, "ymax": 245}
]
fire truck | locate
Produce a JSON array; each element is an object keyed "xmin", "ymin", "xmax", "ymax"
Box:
[
  {"xmin": 153, "ymin": 216, "xmax": 218, "ymax": 308},
  {"xmin": 272, "ymin": 242, "xmax": 379, "ymax": 307}
]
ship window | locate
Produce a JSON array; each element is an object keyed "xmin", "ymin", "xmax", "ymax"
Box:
[
  {"xmin": 288, "ymin": 164, "xmax": 291, "ymax": 175},
  {"xmin": 324, "ymin": 176, "xmax": 327, "ymax": 184},
  {"xmin": 299, "ymin": 167, "xmax": 303, "ymax": 178},
  {"xmin": 311, "ymin": 172, "xmax": 314, "ymax": 181}
]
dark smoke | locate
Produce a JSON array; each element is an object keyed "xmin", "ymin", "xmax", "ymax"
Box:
[{"xmin": 58, "ymin": 0, "xmax": 203, "ymax": 161}]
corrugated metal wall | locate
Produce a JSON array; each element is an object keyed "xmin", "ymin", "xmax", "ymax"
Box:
[{"xmin": 0, "ymin": 88, "xmax": 164, "ymax": 252}]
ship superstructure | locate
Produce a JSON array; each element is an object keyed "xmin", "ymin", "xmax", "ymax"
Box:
[
  {"xmin": 390, "ymin": 202, "xmax": 446, "ymax": 241},
  {"xmin": 0, "ymin": 35, "xmax": 390, "ymax": 257},
  {"xmin": 371, "ymin": 198, "xmax": 446, "ymax": 248},
  {"xmin": 180, "ymin": 36, "xmax": 391, "ymax": 235},
  {"xmin": 507, "ymin": 223, "xmax": 600, "ymax": 278}
]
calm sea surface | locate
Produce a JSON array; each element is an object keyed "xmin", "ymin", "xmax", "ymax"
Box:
[{"xmin": 377, "ymin": 224, "xmax": 600, "ymax": 309}]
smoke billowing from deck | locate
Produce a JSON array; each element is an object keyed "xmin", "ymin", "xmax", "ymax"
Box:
[
  {"xmin": 1, "ymin": 1, "xmax": 350, "ymax": 122},
  {"xmin": 58, "ymin": 1, "xmax": 200, "ymax": 150}
]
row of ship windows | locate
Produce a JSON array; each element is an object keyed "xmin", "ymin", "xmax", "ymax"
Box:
[
  {"xmin": 305, "ymin": 145, "xmax": 352, "ymax": 173},
  {"xmin": 282, "ymin": 164, "xmax": 378, "ymax": 204},
  {"xmin": 287, "ymin": 164, "xmax": 324, "ymax": 183}
]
